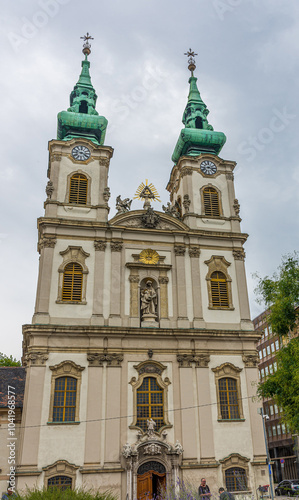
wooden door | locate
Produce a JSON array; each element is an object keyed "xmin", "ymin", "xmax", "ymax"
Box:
[{"xmin": 137, "ymin": 471, "xmax": 152, "ymax": 500}]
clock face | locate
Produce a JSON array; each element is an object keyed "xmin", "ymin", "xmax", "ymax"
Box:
[
  {"xmin": 72, "ymin": 145, "xmax": 91, "ymax": 161},
  {"xmin": 200, "ymin": 160, "xmax": 217, "ymax": 175},
  {"xmin": 139, "ymin": 249, "xmax": 159, "ymax": 265}
]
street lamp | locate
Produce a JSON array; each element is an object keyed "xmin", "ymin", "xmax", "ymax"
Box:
[{"xmin": 258, "ymin": 407, "xmax": 275, "ymax": 500}]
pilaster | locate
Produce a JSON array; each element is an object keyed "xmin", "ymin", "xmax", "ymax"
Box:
[
  {"xmin": 174, "ymin": 244, "xmax": 189, "ymax": 328},
  {"xmin": 91, "ymin": 239, "xmax": 106, "ymax": 325},
  {"xmin": 109, "ymin": 240, "xmax": 123, "ymax": 326},
  {"xmin": 33, "ymin": 236, "xmax": 56, "ymax": 324}
]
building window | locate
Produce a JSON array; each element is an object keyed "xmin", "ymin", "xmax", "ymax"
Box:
[
  {"xmin": 275, "ymin": 339, "xmax": 279, "ymax": 350},
  {"xmin": 268, "ymin": 426, "xmax": 272, "ymax": 438},
  {"xmin": 272, "ymin": 425, "xmax": 277, "ymax": 436},
  {"xmin": 265, "ymin": 366, "xmax": 269, "ymax": 376},
  {"xmin": 263, "ymin": 348, "xmax": 266, "ymax": 357},
  {"xmin": 270, "ymin": 405, "xmax": 274, "ymax": 416},
  {"xmin": 69, "ymin": 173, "xmax": 88, "ymax": 204},
  {"xmin": 211, "ymin": 271, "xmax": 229, "ymax": 308},
  {"xmin": 48, "ymin": 361, "xmax": 85, "ymax": 424},
  {"xmin": 48, "ymin": 476, "xmax": 72, "ymax": 490},
  {"xmin": 269, "ymin": 364, "xmax": 273, "ymax": 374},
  {"xmin": 136, "ymin": 377, "xmax": 165, "ymax": 432},
  {"xmin": 53, "ymin": 377, "xmax": 77, "ymax": 422},
  {"xmin": 277, "ymin": 424, "xmax": 281, "ymax": 436},
  {"xmin": 62, "ymin": 263, "xmax": 83, "ymax": 302},
  {"xmin": 259, "ymin": 351, "xmax": 262, "ymax": 359},
  {"xmin": 225, "ymin": 467, "xmax": 247, "ymax": 492},
  {"xmin": 205, "ymin": 256, "xmax": 233, "ymax": 310},
  {"xmin": 274, "ymin": 361, "xmax": 277, "ymax": 371},
  {"xmin": 43, "ymin": 460, "xmax": 79, "ymax": 490},
  {"xmin": 281, "ymin": 423, "xmax": 286, "ymax": 435},
  {"xmin": 129, "ymin": 360, "xmax": 171, "ymax": 434},
  {"xmin": 56, "ymin": 246, "xmax": 89, "ymax": 305},
  {"xmin": 261, "ymin": 368, "xmax": 265, "ymax": 379},
  {"xmin": 219, "ymin": 378, "xmax": 240, "ymax": 420},
  {"xmin": 212, "ymin": 363, "xmax": 244, "ymax": 421},
  {"xmin": 202, "ymin": 186, "xmax": 221, "ymax": 216},
  {"xmin": 267, "ymin": 345, "xmax": 271, "ymax": 355}
]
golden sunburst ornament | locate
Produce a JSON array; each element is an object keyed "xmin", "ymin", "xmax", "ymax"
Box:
[
  {"xmin": 134, "ymin": 179, "xmax": 161, "ymax": 205},
  {"xmin": 139, "ymin": 249, "xmax": 160, "ymax": 265}
]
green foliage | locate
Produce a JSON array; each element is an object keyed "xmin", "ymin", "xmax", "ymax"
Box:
[
  {"xmin": 0, "ymin": 352, "xmax": 21, "ymax": 366},
  {"xmin": 14, "ymin": 487, "xmax": 117, "ymax": 500},
  {"xmin": 257, "ymin": 337, "xmax": 299, "ymax": 433},
  {"xmin": 254, "ymin": 252, "xmax": 299, "ymax": 337}
]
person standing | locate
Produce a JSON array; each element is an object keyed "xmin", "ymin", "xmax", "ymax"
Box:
[{"xmin": 198, "ymin": 478, "xmax": 211, "ymax": 500}]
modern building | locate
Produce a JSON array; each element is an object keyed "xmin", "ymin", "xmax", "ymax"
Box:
[
  {"xmin": 253, "ymin": 311, "xmax": 298, "ymax": 482},
  {"xmin": 15, "ymin": 39, "xmax": 267, "ymax": 499}
]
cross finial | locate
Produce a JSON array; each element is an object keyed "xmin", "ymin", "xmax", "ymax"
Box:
[
  {"xmin": 184, "ymin": 48, "xmax": 198, "ymax": 75},
  {"xmin": 80, "ymin": 32, "xmax": 94, "ymax": 57}
]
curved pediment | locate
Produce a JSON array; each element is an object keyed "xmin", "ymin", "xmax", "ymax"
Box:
[{"xmin": 109, "ymin": 210, "xmax": 189, "ymax": 231}]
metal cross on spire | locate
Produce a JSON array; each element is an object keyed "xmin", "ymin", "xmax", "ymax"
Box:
[
  {"xmin": 80, "ymin": 32, "xmax": 94, "ymax": 57},
  {"xmin": 184, "ymin": 48, "xmax": 198, "ymax": 75}
]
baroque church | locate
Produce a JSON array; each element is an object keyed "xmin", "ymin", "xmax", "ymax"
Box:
[{"xmin": 16, "ymin": 38, "xmax": 267, "ymax": 499}]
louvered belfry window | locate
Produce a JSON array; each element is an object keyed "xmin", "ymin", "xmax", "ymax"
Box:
[
  {"xmin": 53, "ymin": 376, "xmax": 77, "ymax": 422},
  {"xmin": 219, "ymin": 377, "xmax": 240, "ymax": 419},
  {"xmin": 69, "ymin": 173, "xmax": 88, "ymax": 204},
  {"xmin": 211, "ymin": 271, "xmax": 229, "ymax": 308},
  {"xmin": 62, "ymin": 263, "xmax": 83, "ymax": 302},
  {"xmin": 136, "ymin": 377, "xmax": 165, "ymax": 432},
  {"xmin": 203, "ymin": 187, "xmax": 220, "ymax": 216}
]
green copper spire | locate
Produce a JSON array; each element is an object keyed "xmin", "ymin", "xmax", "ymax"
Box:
[
  {"xmin": 172, "ymin": 50, "xmax": 226, "ymax": 164},
  {"xmin": 57, "ymin": 34, "xmax": 108, "ymax": 145}
]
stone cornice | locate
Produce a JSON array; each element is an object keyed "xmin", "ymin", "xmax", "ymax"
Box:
[{"xmin": 37, "ymin": 217, "xmax": 248, "ymax": 243}]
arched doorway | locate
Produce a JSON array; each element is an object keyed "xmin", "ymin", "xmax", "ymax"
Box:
[{"xmin": 137, "ymin": 461, "xmax": 166, "ymax": 500}]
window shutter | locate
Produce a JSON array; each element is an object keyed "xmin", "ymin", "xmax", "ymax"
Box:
[
  {"xmin": 62, "ymin": 263, "xmax": 83, "ymax": 302},
  {"xmin": 203, "ymin": 187, "xmax": 220, "ymax": 216},
  {"xmin": 69, "ymin": 173, "xmax": 88, "ymax": 204},
  {"xmin": 211, "ymin": 271, "xmax": 229, "ymax": 307}
]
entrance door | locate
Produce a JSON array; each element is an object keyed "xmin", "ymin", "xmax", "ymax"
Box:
[{"xmin": 137, "ymin": 470, "xmax": 166, "ymax": 500}]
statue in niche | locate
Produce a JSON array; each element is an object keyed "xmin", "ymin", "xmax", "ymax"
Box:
[{"xmin": 140, "ymin": 281, "xmax": 158, "ymax": 323}]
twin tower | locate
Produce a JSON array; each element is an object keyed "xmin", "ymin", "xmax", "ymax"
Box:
[{"xmin": 16, "ymin": 40, "xmax": 266, "ymax": 499}]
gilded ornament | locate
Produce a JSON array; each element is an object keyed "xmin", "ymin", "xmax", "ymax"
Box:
[{"xmin": 139, "ymin": 249, "xmax": 159, "ymax": 265}]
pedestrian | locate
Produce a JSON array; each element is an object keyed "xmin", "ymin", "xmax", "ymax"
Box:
[
  {"xmin": 219, "ymin": 487, "xmax": 235, "ymax": 500},
  {"xmin": 198, "ymin": 478, "xmax": 211, "ymax": 500},
  {"xmin": 1, "ymin": 488, "xmax": 17, "ymax": 499}
]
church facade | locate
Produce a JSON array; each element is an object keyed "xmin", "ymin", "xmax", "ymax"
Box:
[{"xmin": 16, "ymin": 40, "xmax": 267, "ymax": 499}]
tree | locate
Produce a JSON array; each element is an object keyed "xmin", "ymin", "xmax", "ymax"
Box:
[
  {"xmin": 0, "ymin": 352, "xmax": 21, "ymax": 367},
  {"xmin": 255, "ymin": 252, "xmax": 299, "ymax": 432}
]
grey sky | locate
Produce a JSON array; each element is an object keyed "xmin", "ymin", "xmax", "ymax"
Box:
[{"xmin": 1, "ymin": 0, "xmax": 298, "ymax": 360}]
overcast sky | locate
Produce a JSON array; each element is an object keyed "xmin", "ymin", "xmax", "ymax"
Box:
[{"xmin": 1, "ymin": 0, "xmax": 298, "ymax": 360}]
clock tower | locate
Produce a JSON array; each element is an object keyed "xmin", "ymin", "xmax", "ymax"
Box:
[{"xmin": 17, "ymin": 42, "xmax": 267, "ymax": 499}]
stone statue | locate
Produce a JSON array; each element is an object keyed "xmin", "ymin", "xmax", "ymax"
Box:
[
  {"xmin": 162, "ymin": 202, "xmax": 181, "ymax": 219},
  {"xmin": 116, "ymin": 195, "xmax": 132, "ymax": 214},
  {"xmin": 122, "ymin": 442, "xmax": 132, "ymax": 458},
  {"xmin": 141, "ymin": 281, "xmax": 157, "ymax": 318},
  {"xmin": 147, "ymin": 418, "xmax": 156, "ymax": 437},
  {"xmin": 174, "ymin": 440, "xmax": 184, "ymax": 455}
]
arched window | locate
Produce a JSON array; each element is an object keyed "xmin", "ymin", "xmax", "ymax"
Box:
[
  {"xmin": 225, "ymin": 467, "xmax": 247, "ymax": 492},
  {"xmin": 136, "ymin": 376, "xmax": 165, "ymax": 432},
  {"xmin": 219, "ymin": 377, "xmax": 240, "ymax": 420},
  {"xmin": 195, "ymin": 116, "xmax": 203, "ymax": 129},
  {"xmin": 203, "ymin": 187, "xmax": 220, "ymax": 216},
  {"xmin": 48, "ymin": 476, "xmax": 72, "ymax": 490},
  {"xmin": 69, "ymin": 173, "xmax": 88, "ymax": 205},
  {"xmin": 53, "ymin": 376, "xmax": 77, "ymax": 422},
  {"xmin": 62, "ymin": 263, "xmax": 83, "ymax": 302},
  {"xmin": 79, "ymin": 100, "xmax": 88, "ymax": 113},
  {"xmin": 211, "ymin": 271, "xmax": 229, "ymax": 308}
]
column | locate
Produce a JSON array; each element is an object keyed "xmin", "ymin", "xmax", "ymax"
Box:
[
  {"xmin": 174, "ymin": 245, "xmax": 189, "ymax": 328},
  {"xmin": 109, "ymin": 240, "xmax": 122, "ymax": 326},
  {"xmin": 91, "ymin": 240, "xmax": 106, "ymax": 326},
  {"xmin": 84, "ymin": 359, "xmax": 103, "ymax": 465},
  {"xmin": 189, "ymin": 246, "xmax": 205, "ymax": 328},
  {"xmin": 33, "ymin": 237, "xmax": 56, "ymax": 323},
  {"xmin": 233, "ymin": 250, "xmax": 251, "ymax": 325},
  {"xmin": 159, "ymin": 271, "xmax": 169, "ymax": 320}
]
